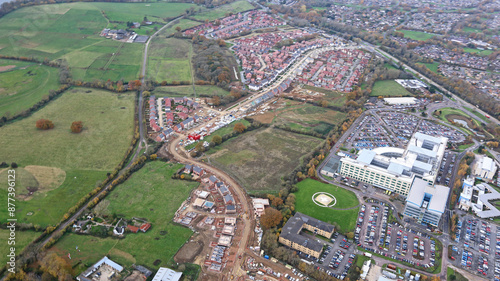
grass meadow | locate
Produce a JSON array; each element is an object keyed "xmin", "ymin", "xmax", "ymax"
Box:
[
  {"xmin": 193, "ymin": 0, "xmax": 255, "ymax": 21},
  {"xmin": 147, "ymin": 38, "xmax": 192, "ymax": 82},
  {"xmin": 0, "ymin": 88, "xmax": 135, "ymax": 170},
  {"xmin": 400, "ymin": 30, "xmax": 437, "ymax": 41},
  {"xmin": 370, "ymin": 80, "xmax": 412, "ymax": 97},
  {"xmin": 0, "ymin": 230, "xmax": 39, "ymax": 265},
  {"xmin": 49, "ymin": 162, "xmax": 197, "ymax": 273},
  {"xmin": 162, "ymin": 18, "xmax": 201, "ymax": 37},
  {"xmin": 0, "ymin": 88, "xmax": 135, "ymax": 227},
  {"xmin": 0, "ymin": 2, "xmax": 193, "ymax": 82},
  {"xmin": 271, "ymin": 102, "xmax": 347, "ymax": 136},
  {"xmin": 0, "ymin": 59, "xmax": 60, "ymax": 117},
  {"xmin": 204, "ymin": 127, "xmax": 322, "ymax": 194},
  {"xmin": 294, "ymin": 179, "xmax": 359, "ymax": 233}
]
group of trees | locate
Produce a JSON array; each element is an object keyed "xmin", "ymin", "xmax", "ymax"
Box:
[
  {"xmin": 35, "ymin": 119, "xmax": 84, "ymax": 133},
  {"xmin": 191, "ymin": 35, "xmax": 234, "ymax": 87},
  {"xmin": 35, "ymin": 119, "xmax": 54, "ymax": 130}
]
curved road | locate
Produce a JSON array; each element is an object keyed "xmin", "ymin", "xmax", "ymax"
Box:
[{"xmin": 168, "ymin": 136, "xmax": 254, "ymax": 278}]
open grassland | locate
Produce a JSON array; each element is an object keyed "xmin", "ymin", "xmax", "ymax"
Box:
[
  {"xmin": 370, "ymin": 80, "xmax": 412, "ymax": 97},
  {"xmin": 49, "ymin": 162, "xmax": 197, "ymax": 273},
  {"xmin": 193, "ymin": 0, "xmax": 255, "ymax": 21},
  {"xmin": 92, "ymin": 2, "xmax": 195, "ymax": 23},
  {"xmin": 302, "ymin": 85, "xmax": 347, "ymax": 107},
  {"xmin": 295, "ymin": 179, "xmax": 359, "ymax": 233},
  {"xmin": 204, "ymin": 127, "xmax": 322, "ymax": 194},
  {"xmin": 0, "ymin": 230, "xmax": 38, "ymax": 265},
  {"xmin": 162, "ymin": 18, "xmax": 201, "ymax": 36},
  {"xmin": 400, "ymin": 30, "xmax": 437, "ymax": 41},
  {"xmin": 0, "ymin": 59, "xmax": 60, "ymax": 117},
  {"xmin": 0, "ymin": 169, "xmax": 107, "ymax": 227},
  {"xmin": 153, "ymin": 85, "xmax": 230, "ymax": 97},
  {"xmin": 0, "ymin": 88, "xmax": 135, "ymax": 170},
  {"xmin": 0, "ymin": 2, "xmax": 192, "ymax": 81},
  {"xmin": 147, "ymin": 38, "xmax": 192, "ymax": 82},
  {"xmin": 270, "ymin": 102, "xmax": 347, "ymax": 136}
]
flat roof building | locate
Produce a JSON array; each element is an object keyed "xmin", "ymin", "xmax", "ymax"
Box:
[
  {"xmin": 279, "ymin": 212, "xmax": 335, "ymax": 259},
  {"xmin": 383, "ymin": 97, "xmax": 417, "ymax": 105},
  {"xmin": 403, "ymin": 178, "xmax": 449, "ymax": 227},
  {"xmin": 152, "ymin": 267, "xmax": 182, "ymax": 281},
  {"xmin": 340, "ymin": 132, "xmax": 448, "ymax": 196},
  {"xmin": 473, "ymin": 155, "xmax": 497, "ymax": 181}
]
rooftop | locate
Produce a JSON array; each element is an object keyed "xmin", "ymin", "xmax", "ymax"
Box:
[
  {"xmin": 280, "ymin": 212, "xmax": 335, "ymax": 253},
  {"xmin": 406, "ymin": 178, "xmax": 449, "ymax": 214},
  {"xmin": 152, "ymin": 267, "xmax": 182, "ymax": 281}
]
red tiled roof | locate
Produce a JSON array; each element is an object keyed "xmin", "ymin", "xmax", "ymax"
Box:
[
  {"xmin": 140, "ymin": 223, "xmax": 151, "ymax": 232},
  {"xmin": 127, "ymin": 225, "xmax": 139, "ymax": 233}
]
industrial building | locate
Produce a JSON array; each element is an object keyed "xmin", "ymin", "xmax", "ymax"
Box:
[
  {"xmin": 403, "ymin": 178, "xmax": 449, "ymax": 227},
  {"xmin": 340, "ymin": 132, "xmax": 448, "ymax": 196},
  {"xmin": 279, "ymin": 212, "xmax": 335, "ymax": 259}
]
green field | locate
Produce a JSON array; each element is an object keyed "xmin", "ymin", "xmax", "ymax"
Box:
[
  {"xmin": 204, "ymin": 128, "xmax": 322, "ymax": 194},
  {"xmin": 92, "ymin": 2, "xmax": 195, "ymax": 23},
  {"xmin": 162, "ymin": 19, "xmax": 201, "ymax": 37},
  {"xmin": 463, "ymin": 48, "xmax": 493, "ymax": 56},
  {"xmin": 0, "ymin": 59, "xmax": 60, "ymax": 117},
  {"xmin": 154, "ymin": 85, "xmax": 230, "ymax": 97},
  {"xmin": 268, "ymin": 102, "xmax": 347, "ymax": 136},
  {"xmin": 0, "ymin": 169, "xmax": 107, "ymax": 227},
  {"xmin": 302, "ymin": 85, "xmax": 347, "ymax": 107},
  {"xmin": 371, "ymin": 80, "xmax": 412, "ymax": 97},
  {"xmin": 147, "ymin": 38, "xmax": 192, "ymax": 82},
  {"xmin": 0, "ymin": 2, "xmax": 193, "ymax": 81},
  {"xmin": 400, "ymin": 30, "xmax": 437, "ymax": 41},
  {"xmin": 0, "ymin": 230, "xmax": 39, "ymax": 265},
  {"xmin": 49, "ymin": 162, "xmax": 197, "ymax": 273},
  {"xmin": 193, "ymin": 0, "xmax": 255, "ymax": 21},
  {"xmin": 294, "ymin": 179, "xmax": 359, "ymax": 233},
  {"xmin": 0, "ymin": 88, "xmax": 135, "ymax": 170}
]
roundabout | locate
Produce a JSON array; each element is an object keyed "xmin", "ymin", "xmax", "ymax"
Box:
[{"xmin": 312, "ymin": 192, "xmax": 337, "ymax": 208}]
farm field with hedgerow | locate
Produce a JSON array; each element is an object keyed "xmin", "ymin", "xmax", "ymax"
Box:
[{"xmin": 48, "ymin": 162, "xmax": 198, "ymax": 274}]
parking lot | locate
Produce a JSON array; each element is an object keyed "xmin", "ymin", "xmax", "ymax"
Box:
[
  {"xmin": 449, "ymin": 216, "xmax": 498, "ymax": 280},
  {"xmin": 354, "ymin": 201, "xmax": 438, "ymax": 271},
  {"xmin": 298, "ymin": 230, "xmax": 357, "ymax": 280},
  {"xmin": 344, "ymin": 115, "xmax": 397, "ymax": 150},
  {"xmin": 377, "ymin": 111, "xmax": 465, "ymax": 144}
]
